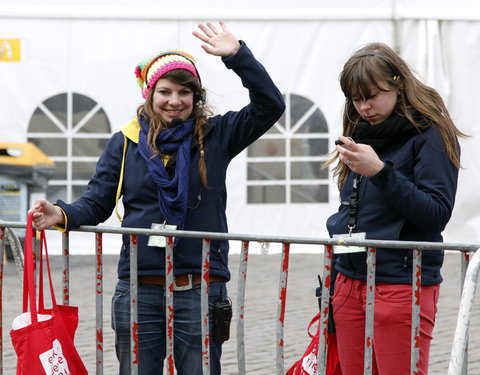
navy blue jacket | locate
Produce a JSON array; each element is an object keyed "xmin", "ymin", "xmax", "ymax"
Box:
[
  {"xmin": 56, "ymin": 42, "xmax": 285, "ymax": 281},
  {"xmin": 327, "ymin": 126, "xmax": 459, "ymax": 285}
]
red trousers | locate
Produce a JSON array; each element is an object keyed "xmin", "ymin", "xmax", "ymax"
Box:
[{"xmin": 331, "ymin": 273, "xmax": 439, "ymax": 375}]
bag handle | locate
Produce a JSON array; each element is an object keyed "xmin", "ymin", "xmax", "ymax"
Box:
[
  {"xmin": 22, "ymin": 212, "xmax": 39, "ymax": 323},
  {"xmin": 22, "ymin": 213, "xmax": 58, "ymax": 323},
  {"xmin": 38, "ymin": 230, "xmax": 58, "ymax": 311},
  {"xmin": 307, "ymin": 312, "xmax": 321, "ymax": 339}
]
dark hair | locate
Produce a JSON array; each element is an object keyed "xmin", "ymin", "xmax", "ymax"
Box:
[
  {"xmin": 326, "ymin": 42, "xmax": 468, "ymax": 188},
  {"xmin": 136, "ymin": 69, "xmax": 212, "ymax": 187}
]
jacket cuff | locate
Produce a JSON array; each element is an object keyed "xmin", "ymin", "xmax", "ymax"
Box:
[
  {"xmin": 53, "ymin": 205, "xmax": 68, "ymax": 232},
  {"xmin": 221, "ymin": 40, "xmax": 248, "ymax": 68},
  {"xmin": 370, "ymin": 160, "xmax": 393, "ymax": 183}
]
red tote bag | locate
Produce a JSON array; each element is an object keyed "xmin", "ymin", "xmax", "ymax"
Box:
[
  {"xmin": 286, "ymin": 312, "xmax": 342, "ymax": 375},
  {"xmin": 10, "ymin": 212, "xmax": 88, "ymax": 375}
]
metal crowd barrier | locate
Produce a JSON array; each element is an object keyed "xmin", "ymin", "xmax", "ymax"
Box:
[{"xmin": 0, "ymin": 221, "xmax": 479, "ymax": 375}]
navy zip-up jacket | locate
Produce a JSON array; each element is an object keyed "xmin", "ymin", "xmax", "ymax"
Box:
[
  {"xmin": 56, "ymin": 42, "xmax": 285, "ymax": 281},
  {"xmin": 327, "ymin": 126, "xmax": 459, "ymax": 286}
]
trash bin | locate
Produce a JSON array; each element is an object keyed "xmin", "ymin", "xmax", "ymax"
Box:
[{"xmin": 0, "ymin": 142, "xmax": 55, "ymax": 257}]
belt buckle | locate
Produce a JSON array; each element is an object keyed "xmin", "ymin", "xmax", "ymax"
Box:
[{"xmin": 173, "ymin": 274, "xmax": 194, "ymax": 291}]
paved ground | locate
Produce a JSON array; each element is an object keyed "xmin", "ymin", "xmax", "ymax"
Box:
[{"xmin": 1, "ymin": 251, "xmax": 479, "ymax": 374}]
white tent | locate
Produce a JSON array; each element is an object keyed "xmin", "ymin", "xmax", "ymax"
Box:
[{"xmin": 1, "ymin": 0, "xmax": 479, "ymax": 253}]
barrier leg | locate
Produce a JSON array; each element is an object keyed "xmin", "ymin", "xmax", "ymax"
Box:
[
  {"xmin": 276, "ymin": 243, "xmax": 290, "ymax": 375},
  {"xmin": 236, "ymin": 241, "xmax": 249, "ymax": 375},
  {"xmin": 448, "ymin": 249, "xmax": 480, "ymax": 375}
]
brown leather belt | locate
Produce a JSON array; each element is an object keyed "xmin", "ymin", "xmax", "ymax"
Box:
[{"xmin": 122, "ymin": 273, "xmax": 226, "ymax": 291}]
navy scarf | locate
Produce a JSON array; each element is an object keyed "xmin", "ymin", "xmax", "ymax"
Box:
[{"xmin": 138, "ymin": 116, "xmax": 194, "ymax": 229}]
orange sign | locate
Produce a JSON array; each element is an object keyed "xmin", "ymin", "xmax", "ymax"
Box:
[{"xmin": 0, "ymin": 39, "xmax": 21, "ymax": 62}]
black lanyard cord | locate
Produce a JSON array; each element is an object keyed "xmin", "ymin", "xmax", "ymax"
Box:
[{"xmin": 341, "ymin": 173, "xmax": 362, "ymax": 236}]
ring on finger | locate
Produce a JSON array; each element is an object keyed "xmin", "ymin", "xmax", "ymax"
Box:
[{"xmin": 346, "ymin": 159, "xmax": 352, "ymax": 166}]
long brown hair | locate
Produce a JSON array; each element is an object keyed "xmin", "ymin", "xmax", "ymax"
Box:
[
  {"xmin": 326, "ymin": 42, "xmax": 468, "ymax": 189},
  {"xmin": 136, "ymin": 69, "xmax": 212, "ymax": 187}
]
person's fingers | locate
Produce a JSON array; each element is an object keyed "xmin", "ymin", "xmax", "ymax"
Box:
[
  {"xmin": 31, "ymin": 212, "xmax": 42, "ymax": 221},
  {"xmin": 31, "ymin": 212, "xmax": 44, "ymax": 229},
  {"xmin": 200, "ymin": 44, "xmax": 214, "ymax": 54},
  {"xmin": 198, "ymin": 24, "xmax": 214, "ymax": 38},
  {"xmin": 31, "ymin": 200, "xmax": 43, "ymax": 213},
  {"xmin": 336, "ymin": 145, "xmax": 352, "ymax": 158},
  {"xmin": 339, "ymin": 154, "xmax": 349, "ymax": 165},
  {"xmin": 338, "ymin": 135, "xmax": 356, "ymax": 150},
  {"xmin": 206, "ymin": 22, "xmax": 220, "ymax": 34},
  {"xmin": 192, "ymin": 30, "xmax": 209, "ymax": 44},
  {"xmin": 219, "ymin": 21, "xmax": 228, "ymax": 32}
]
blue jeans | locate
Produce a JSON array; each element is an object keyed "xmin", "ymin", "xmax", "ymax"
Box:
[{"xmin": 111, "ymin": 279, "xmax": 227, "ymax": 375}]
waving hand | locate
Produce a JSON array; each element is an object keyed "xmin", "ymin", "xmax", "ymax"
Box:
[{"xmin": 192, "ymin": 21, "xmax": 240, "ymax": 57}]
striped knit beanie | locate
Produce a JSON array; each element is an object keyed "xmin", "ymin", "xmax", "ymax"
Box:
[{"xmin": 135, "ymin": 50, "xmax": 200, "ymax": 99}]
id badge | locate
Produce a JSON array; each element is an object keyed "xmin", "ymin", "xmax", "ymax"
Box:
[
  {"xmin": 148, "ymin": 223, "xmax": 177, "ymax": 247},
  {"xmin": 333, "ymin": 232, "xmax": 367, "ymax": 254}
]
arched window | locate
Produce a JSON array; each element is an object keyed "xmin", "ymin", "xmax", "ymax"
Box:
[
  {"xmin": 27, "ymin": 92, "xmax": 111, "ymax": 202},
  {"xmin": 247, "ymin": 93, "xmax": 329, "ymax": 204}
]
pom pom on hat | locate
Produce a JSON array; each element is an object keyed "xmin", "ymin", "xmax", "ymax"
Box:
[{"xmin": 135, "ymin": 50, "xmax": 200, "ymax": 99}]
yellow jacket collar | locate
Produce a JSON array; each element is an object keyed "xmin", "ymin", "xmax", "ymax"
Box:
[{"xmin": 120, "ymin": 118, "xmax": 140, "ymax": 143}]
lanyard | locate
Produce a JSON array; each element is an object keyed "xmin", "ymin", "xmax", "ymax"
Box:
[{"xmin": 342, "ymin": 173, "xmax": 362, "ymax": 236}]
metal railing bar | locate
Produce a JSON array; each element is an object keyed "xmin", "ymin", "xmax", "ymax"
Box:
[
  {"xmin": 460, "ymin": 252, "xmax": 470, "ymax": 375},
  {"xmin": 0, "ymin": 227, "xmax": 5, "ymax": 375},
  {"xmin": 237, "ymin": 241, "xmax": 249, "ymax": 375},
  {"xmin": 276, "ymin": 242, "xmax": 290, "ymax": 375},
  {"xmin": 129, "ymin": 234, "xmax": 138, "ymax": 374},
  {"xmin": 448, "ymin": 249, "xmax": 480, "ymax": 375},
  {"xmin": 165, "ymin": 236, "xmax": 174, "ymax": 374},
  {"xmin": 317, "ymin": 244, "xmax": 333, "ymax": 375},
  {"xmin": 411, "ymin": 249, "xmax": 422, "ymax": 374},
  {"xmin": 201, "ymin": 239, "xmax": 211, "ymax": 375},
  {"xmin": 364, "ymin": 247, "xmax": 376, "ymax": 375},
  {"xmin": 1, "ymin": 221, "xmax": 478, "ymax": 252},
  {"xmin": 95, "ymin": 233, "xmax": 103, "ymax": 375},
  {"xmin": 0, "ymin": 221, "xmax": 478, "ymax": 375}
]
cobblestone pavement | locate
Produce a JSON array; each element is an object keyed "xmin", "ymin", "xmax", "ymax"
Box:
[{"xmin": 1, "ymin": 252, "xmax": 478, "ymax": 374}]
